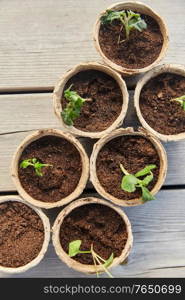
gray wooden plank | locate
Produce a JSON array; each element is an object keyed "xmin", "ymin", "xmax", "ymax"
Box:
[
  {"xmin": 0, "ymin": 92, "xmax": 185, "ymax": 191},
  {"xmin": 1, "ymin": 189, "xmax": 185, "ymax": 278},
  {"xmin": 0, "ymin": 0, "xmax": 184, "ymax": 91},
  {"xmin": 0, "ymin": 93, "xmax": 59, "ymax": 135}
]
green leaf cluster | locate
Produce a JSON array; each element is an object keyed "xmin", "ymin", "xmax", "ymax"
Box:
[
  {"xmin": 68, "ymin": 240, "xmax": 114, "ymax": 278},
  {"xmin": 20, "ymin": 158, "xmax": 53, "ymax": 176},
  {"xmin": 101, "ymin": 9, "xmax": 147, "ymax": 40},
  {"xmin": 61, "ymin": 84, "xmax": 86, "ymax": 126},
  {"xmin": 120, "ymin": 164, "xmax": 157, "ymax": 202},
  {"xmin": 170, "ymin": 95, "xmax": 185, "ymax": 110}
]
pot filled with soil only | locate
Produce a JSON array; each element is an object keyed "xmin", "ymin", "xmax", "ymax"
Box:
[
  {"xmin": 93, "ymin": 1, "xmax": 168, "ymax": 75},
  {"xmin": 53, "ymin": 62, "xmax": 128, "ymax": 138},
  {"xmin": 52, "ymin": 197, "xmax": 133, "ymax": 276},
  {"xmin": 135, "ymin": 64, "xmax": 185, "ymax": 141},
  {"xmin": 11, "ymin": 129, "xmax": 89, "ymax": 209},
  {"xmin": 0, "ymin": 196, "xmax": 50, "ymax": 273},
  {"xmin": 90, "ymin": 128, "xmax": 167, "ymax": 206}
]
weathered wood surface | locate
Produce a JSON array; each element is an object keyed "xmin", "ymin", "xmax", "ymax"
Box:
[
  {"xmin": 0, "ymin": 92, "xmax": 185, "ymax": 192},
  {"xmin": 1, "ymin": 190, "xmax": 185, "ymax": 278},
  {"xmin": 0, "ymin": 0, "xmax": 184, "ymax": 91}
]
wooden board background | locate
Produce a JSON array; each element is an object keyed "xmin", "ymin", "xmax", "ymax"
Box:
[{"xmin": 0, "ymin": 0, "xmax": 185, "ymax": 278}]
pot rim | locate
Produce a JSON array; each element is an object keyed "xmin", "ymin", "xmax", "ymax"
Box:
[
  {"xmin": 134, "ymin": 63, "xmax": 185, "ymax": 142},
  {"xmin": 90, "ymin": 127, "xmax": 167, "ymax": 206},
  {"xmin": 53, "ymin": 61, "xmax": 129, "ymax": 138},
  {"xmin": 0, "ymin": 195, "xmax": 50, "ymax": 274},
  {"xmin": 11, "ymin": 129, "xmax": 89, "ymax": 209},
  {"xmin": 93, "ymin": 1, "xmax": 169, "ymax": 76},
  {"xmin": 52, "ymin": 197, "xmax": 133, "ymax": 274}
]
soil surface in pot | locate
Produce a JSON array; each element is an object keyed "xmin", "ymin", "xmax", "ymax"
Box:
[
  {"xmin": 18, "ymin": 136, "xmax": 82, "ymax": 203},
  {"xmin": 99, "ymin": 12, "xmax": 163, "ymax": 69},
  {"xmin": 96, "ymin": 135, "xmax": 160, "ymax": 200},
  {"xmin": 60, "ymin": 203, "xmax": 128, "ymax": 264},
  {"xmin": 0, "ymin": 201, "xmax": 44, "ymax": 268},
  {"xmin": 62, "ymin": 70, "xmax": 123, "ymax": 132},
  {"xmin": 140, "ymin": 73, "xmax": 185, "ymax": 135}
]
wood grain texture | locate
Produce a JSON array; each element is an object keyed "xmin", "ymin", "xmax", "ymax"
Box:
[
  {"xmin": 0, "ymin": 92, "xmax": 185, "ymax": 192},
  {"xmin": 0, "ymin": 0, "xmax": 184, "ymax": 91},
  {"xmin": 0, "ymin": 93, "xmax": 59, "ymax": 135},
  {"xmin": 1, "ymin": 190, "xmax": 185, "ymax": 278}
]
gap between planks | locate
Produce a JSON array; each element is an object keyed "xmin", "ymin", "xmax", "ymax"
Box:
[{"xmin": 1, "ymin": 184, "xmax": 185, "ymax": 196}]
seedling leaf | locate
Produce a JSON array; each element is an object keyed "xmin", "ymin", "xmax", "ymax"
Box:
[
  {"xmin": 103, "ymin": 253, "xmax": 114, "ymax": 268},
  {"xmin": 135, "ymin": 164, "xmax": 156, "ymax": 177},
  {"xmin": 101, "ymin": 9, "xmax": 147, "ymax": 40},
  {"xmin": 129, "ymin": 18, "xmax": 147, "ymax": 32},
  {"xmin": 62, "ymin": 85, "xmax": 86, "ymax": 126},
  {"xmin": 170, "ymin": 95, "xmax": 185, "ymax": 111},
  {"xmin": 120, "ymin": 164, "xmax": 157, "ymax": 202},
  {"xmin": 68, "ymin": 240, "xmax": 82, "ymax": 257},
  {"xmin": 141, "ymin": 186, "xmax": 155, "ymax": 202},
  {"xmin": 121, "ymin": 174, "xmax": 138, "ymax": 192},
  {"xmin": 141, "ymin": 173, "xmax": 153, "ymax": 186},
  {"xmin": 20, "ymin": 158, "xmax": 53, "ymax": 177},
  {"xmin": 100, "ymin": 10, "xmax": 122, "ymax": 24},
  {"xmin": 20, "ymin": 159, "xmax": 33, "ymax": 169}
]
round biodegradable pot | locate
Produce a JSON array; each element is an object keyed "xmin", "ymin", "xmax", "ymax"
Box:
[
  {"xmin": 52, "ymin": 197, "xmax": 133, "ymax": 275},
  {"xmin": 90, "ymin": 127, "xmax": 167, "ymax": 206},
  {"xmin": 93, "ymin": 1, "xmax": 169, "ymax": 76},
  {"xmin": 11, "ymin": 129, "xmax": 89, "ymax": 209},
  {"xmin": 135, "ymin": 64, "xmax": 185, "ymax": 142},
  {"xmin": 0, "ymin": 195, "xmax": 50, "ymax": 274},
  {"xmin": 53, "ymin": 62, "xmax": 128, "ymax": 138}
]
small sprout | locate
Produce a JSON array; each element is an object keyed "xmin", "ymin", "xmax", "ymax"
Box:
[
  {"xmin": 170, "ymin": 95, "xmax": 185, "ymax": 110},
  {"xmin": 68, "ymin": 240, "xmax": 84, "ymax": 257},
  {"xmin": 120, "ymin": 164, "xmax": 156, "ymax": 202},
  {"xmin": 20, "ymin": 158, "xmax": 53, "ymax": 177},
  {"xmin": 101, "ymin": 9, "xmax": 147, "ymax": 41},
  {"xmin": 135, "ymin": 164, "xmax": 156, "ymax": 177},
  {"xmin": 61, "ymin": 84, "xmax": 87, "ymax": 126},
  {"xmin": 68, "ymin": 240, "xmax": 114, "ymax": 278}
]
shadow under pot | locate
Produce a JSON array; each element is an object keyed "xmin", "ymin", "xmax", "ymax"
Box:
[
  {"xmin": 135, "ymin": 64, "xmax": 185, "ymax": 142},
  {"xmin": 93, "ymin": 1, "xmax": 168, "ymax": 76},
  {"xmin": 11, "ymin": 129, "xmax": 89, "ymax": 209},
  {"xmin": 0, "ymin": 196, "xmax": 50, "ymax": 274},
  {"xmin": 53, "ymin": 62, "xmax": 128, "ymax": 138},
  {"xmin": 52, "ymin": 197, "xmax": 133, "ymax": 276},
  {"xmin": 90, "ymin": 127, "xmax": 167, "ymax": 206}
]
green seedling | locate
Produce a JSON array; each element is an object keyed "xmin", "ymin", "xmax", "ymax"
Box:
[
  {"xmin": 68, "ymin": 240, "xmax": 114, "ymax": 278},
  {"xmin": 20, "ymin": 158, "xmax": 53, "ymax": 176},
  {"xmin": 101, "ymin": 9, "xmax": 147, "ymax": 42},
  {"xmin": 61, "ymin": 84, "xmax": 90, "ymax": 126},
  {"xmin": 170, "ymin": 95, "xmax": 185, "ymax": 110},
  {"xmin": 120, "ymin": 164, "xmax": 157, "ymax": 202}
]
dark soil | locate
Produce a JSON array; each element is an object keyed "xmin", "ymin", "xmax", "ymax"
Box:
[
  {"xmin": 60, "ymin": 203, "xmax": 128, "ymax": 265},
  {"xmin": 18, "ymin": 135, "xmax": 82, "ymax": 203},
  {"xmin": 140, "ymin": 73, "xmax": 185, "ymax": 135},
  {"xmin": 99, "ymin": 13, "xmax": 163, "ymax": 69},
  {"xmin": 62, "ymin": 70, "xmax": 123, "ymax": 132},
  {"xmin": 96, "ymin": 136, "xmax": 160, "ymax": 200},
  {"xmin": 0, "ymin": 201, "xmax": 44, "ymax": 268}
]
